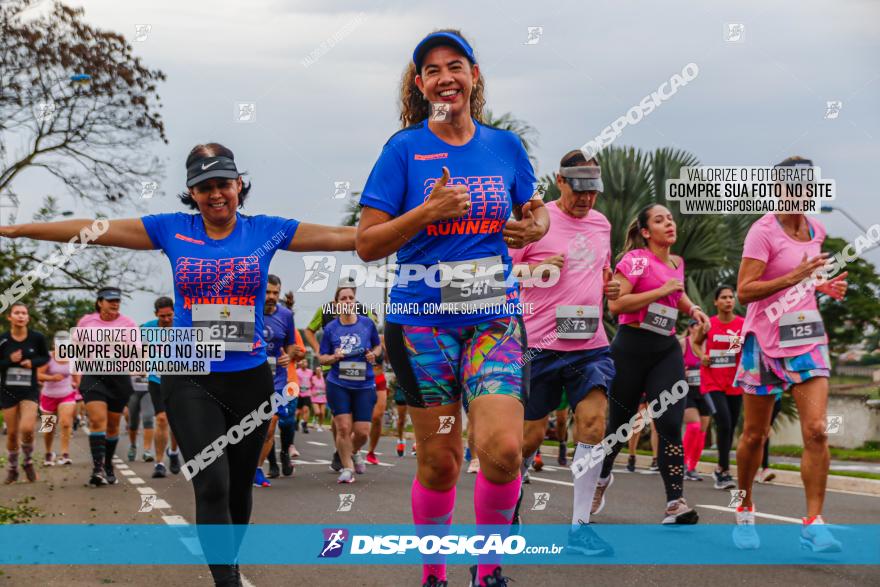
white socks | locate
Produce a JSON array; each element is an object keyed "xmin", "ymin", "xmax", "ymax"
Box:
[{"xmin": 572, "ymin": 442, "xmax": 602, "ymax": 525}]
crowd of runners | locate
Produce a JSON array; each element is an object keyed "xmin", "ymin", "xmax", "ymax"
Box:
[{"xmin": 0, "ymin": 29, "xmax": 850, "ymax": 587}]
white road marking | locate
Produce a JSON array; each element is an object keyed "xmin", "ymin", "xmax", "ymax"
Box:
[
  {"xmin": 151, "ymin": 499, "xmax": 171, "ymax": 509},
  {"xmin": 292, "ymin": 459, "xmax": 332, "ymax": 465},
  {"xmin": 696, "ymin": 504, "xmax": 802, "ymax": 524},
  {"xmin": 528, "ymin": 476, "xmax": 574, "ymax": 487},
  {"xmin": 138, "ymin": 487, "xmax": 157, "ymax": 495},
  {"xmin": 161, "ymin": 515, "xmax": 188, "ymax": 525},
  {"xmin": 120, "ymin": 469, "xmax": 136, "ymax": 476},
  {"xmin": 128, "ymin": 477, "xmax": 145, "ymax": 484},
  {"xmin": 306, "ymin": 441, "xmax": 328, "ymax": 446}
]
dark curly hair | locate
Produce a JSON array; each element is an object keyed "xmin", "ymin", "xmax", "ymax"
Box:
[{"xmin": 177, "ymin": 143, "xmax": 251, "ymax": 209}]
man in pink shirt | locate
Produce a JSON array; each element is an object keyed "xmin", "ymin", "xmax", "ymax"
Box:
[
  {"xmin": 508, "ymin": 150, "xmax": 619, "ymax": 554},
  {"xmin": 75, "ymin": 286, "xmax": 139, "ymax": 487}
]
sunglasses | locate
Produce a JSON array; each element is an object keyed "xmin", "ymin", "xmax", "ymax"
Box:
[{"xmin": 564, "ymin": 178, "xmax": 600, "ymax": 193}]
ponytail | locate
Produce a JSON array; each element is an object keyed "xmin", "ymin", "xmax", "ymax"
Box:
[{"xmin": 618, "ymin": 204, "xmax": 658, "ymax": 260}]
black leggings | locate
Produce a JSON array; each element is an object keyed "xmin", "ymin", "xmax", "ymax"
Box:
[
  {"xmin": 162, "ymin": 362, "xmax": 273, "ymax": 585},
  {"xmin": 762, "ymin": 399, "xmax": 783, "ymax": 469},
  {"xmin": 708, "ymin": 391, "xmax": 743, "ymax": 471},
  {"xmin": 600, "ymin": 327, "xmax": 687, "ymax": 502}
]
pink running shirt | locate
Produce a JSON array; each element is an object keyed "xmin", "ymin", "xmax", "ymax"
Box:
[
  {"xmin": 615, "ymin": 248, "xmax": 685, "ymax": 335},
  {"xmin": 509, "ymin": 201, "xmax": 611, "ymax": 351},
  {"xmin": 740, "ymin": 214, "xmax": 827, "ymax": 358}
]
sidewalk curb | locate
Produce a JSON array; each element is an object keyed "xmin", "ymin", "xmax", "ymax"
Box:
[{"xmin": 629, "ymin": 454, "xmax": 880, "ymax": 496}]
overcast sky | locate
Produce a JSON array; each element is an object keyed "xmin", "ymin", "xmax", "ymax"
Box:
[{"xmin": 9, "ymin": 0, "xmax": 880, "ymax": 324}]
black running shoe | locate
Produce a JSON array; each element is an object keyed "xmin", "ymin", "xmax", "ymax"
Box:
[
  {"xmin": 89, "ymin": 467, "xmax": 108, "ymax": 487},
  {"xmin": 330, "ymin": 451, "xmax": 342, "ymax": 472},
  {"xmin": 469, "ymin": 565, "xmax": 510, "ymax": 587},
  {"xmin": 103, "ymin": 465, "xmax": 118, "ymax": 485},
  {"xmin": 626, "ymin": 454, "xmax": 636, "ymax": 472},
  {"xmin": 268, "ymin": 461, "xmax": 280, "ymax": 479},
  {"xmin": 281, "ymin": 451, "xmax": 293, "ymax": 476},
  {"xmin": 422, "ymin": 575, "xmax": 448, "ymax": 587},
  {"xmin": 567, "ymin": 523, "xmax": 614, "ymax": 556},
  {"xmin": 152, "ymin": 463, "xmax": 167, "ymax": 479},
  {"xmin": 168, "ymin": 451, "xmax": 181, "ymax": 475}
]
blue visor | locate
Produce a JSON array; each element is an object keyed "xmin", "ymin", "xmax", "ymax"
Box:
[{"xmin": 413, "ymin": 32, "xmax": 476, "ymax": 71}]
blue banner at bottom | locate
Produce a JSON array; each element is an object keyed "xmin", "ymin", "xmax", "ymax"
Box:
[{"xmin": 0, "ymin": 524, "xmax": 877, "ymax": 565}]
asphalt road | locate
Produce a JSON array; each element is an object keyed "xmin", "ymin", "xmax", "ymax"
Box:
[{"xmin": 2, "ymin": 425, "xmax": 878, "ymax": 586}]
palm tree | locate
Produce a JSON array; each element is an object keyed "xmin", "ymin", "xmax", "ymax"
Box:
[{"xmin": 483, "ymin": 109, "xmax": 540, "ymax": 171}]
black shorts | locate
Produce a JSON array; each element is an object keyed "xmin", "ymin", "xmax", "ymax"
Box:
[
  {"xmin": 297, "ymin": 396, "xmax": 312, "ymax": 410},
  {"xmin": 80, "ymin": 375, "xmax": 134, "ymax": 414},
  {"xmin": 0, "ymin": 385, "xmax": 39, "ymax": 409},
  {"xmin": 685, "ymin": 384, "xmax": 716, "ymax": 417},
  {"xmin": 148, "ymin": 380, "xmax": 165, "ymax": 415}
]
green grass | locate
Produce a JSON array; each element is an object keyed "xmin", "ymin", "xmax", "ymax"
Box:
[
  {"xmin": 770, "ymin": 444, "xmax": 880, "ymax": 462},
  {"xmin": 830, "ymin": 375, "xmax": 873, "ymax": 386},
  {"xmin": 0, "ymin": 497, "xmax": 41, "ymax": 525}
]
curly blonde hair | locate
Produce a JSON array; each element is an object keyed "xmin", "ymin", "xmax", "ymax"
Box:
[{"xmin": 398, "ymin": 29, "xmax": 486, "ymax": 129}]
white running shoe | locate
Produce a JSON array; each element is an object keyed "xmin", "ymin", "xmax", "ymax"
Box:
[
  {"xmin": 733, "ymin": 506, "xmax": 760, "ymax": 550},
  {"xmin": 352, "ymin": 452, "xmax": 367, "ymax": 474},
  {"xmin": 800, "ymin": 516, "xmax": 842, "ymax": 553},
  {"xmin": 467, "ymin": 457, "xmax": 480, "ymax": 474},
  {"xmin": 337, "ymin": 468, "xmax": 355, "ymax": 484},
  {"xmin": 289, "ymin": 445, "xmax": 300, "ymax": 458},
  {"xmin": 756, "ymin": 467, "xmax": 776, "ymax": 484}
]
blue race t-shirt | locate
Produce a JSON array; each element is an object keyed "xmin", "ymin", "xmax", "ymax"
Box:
[
  {"xmin": 319, "ymin": 315, "xmax": 380, "ymax": 390},
  {"xmin": 140, "ymin": 319, "xmax": 161, "ymax": 384},
  {"xmin": 263, "ymin": 304, "xmax": 296, "ymax": 390},
  {"xmin": 140, "ymin": 212, "xmax": 299, "ymax": 373},
  {"xmin": 359, "ymin": 119, "xmax": 537, "ymax": 326}
]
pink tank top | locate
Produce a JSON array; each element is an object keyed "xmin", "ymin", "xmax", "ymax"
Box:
[
  {"xmin": 42, "ymin": 355, "xmax": 74, "ymax": 398},
  {"xmin": 683, "ymin": 336, "xmax": 701, "ymax": 369}
]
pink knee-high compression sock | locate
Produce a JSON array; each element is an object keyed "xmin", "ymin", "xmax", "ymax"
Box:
[
  {"xmin": 474, "ymin": 471, "xmax": 521, "ymax": 584},
  {"xmin": 692, "ymin": 428, "xmax": 706, "ymax": 471},
  {"xmin": 683, "ymin": 422, "xmax": 702, "ymax": 470},
  {"xmin": 411, "ymin": 477, "xmax": 455, "ymax": 583}
]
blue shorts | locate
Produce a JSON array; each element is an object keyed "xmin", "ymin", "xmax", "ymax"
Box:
[
  {"xmin": 326, "ymin": 381, "xmax": 377, "ymax": 422},
  {"xmin": 272, "ymin": 388, "xmax": 296, "ymax": 421},
  {"xmin": 524, "ymin": 347, "xmax": 615, "ymax": 421}
]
